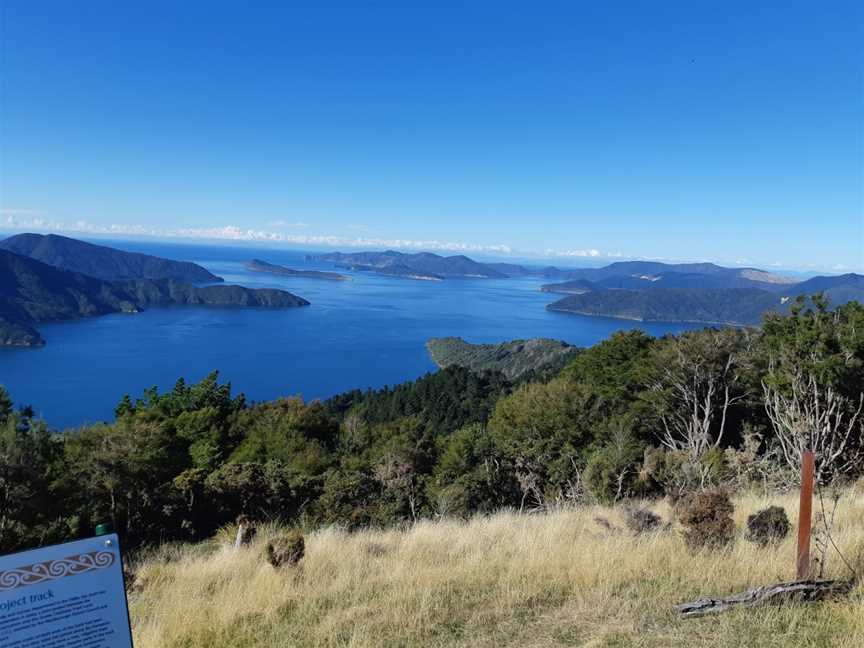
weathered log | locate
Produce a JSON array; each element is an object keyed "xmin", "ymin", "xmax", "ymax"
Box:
[{"xmin": 678, "ymin": 579, "xmax": 854, "ymax": 618}]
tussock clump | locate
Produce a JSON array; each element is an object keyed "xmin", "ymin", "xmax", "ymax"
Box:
[
  {"xmin": 623, "ymin": 506, "xmax": 662, "ymax": 535},
  {"xmin": 123, "ymin": 565, "xmax": 137, "ymax": 594},
  {"xmin": 362, "ymin": 541, "xmax": 389, "ymax": 557},
  {"xmin": 678, "ymin": 489, "xmax": 735, "ymax": 550},
  {"xmin": 593, "ymin": 516, "xmax": 620, "ymax": 533},
  {"xmin": 265, "ymin": 531, "xmax": 305, "ymax": 568},
  {"xmin": 745, "ymin": 506, "xmax": 790, "ymax": 546}
]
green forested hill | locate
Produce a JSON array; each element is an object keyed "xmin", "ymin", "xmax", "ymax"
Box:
[
  {"xmin": 312, "ymin": 250, "xmax": 508, "ymax": 279},
  {"xmin": 426, "ymin": 337, "xmax": 579, "ymax": 380},
  {"xmin": 547, "ymin": 287, "xmax": 785, "ymax": 325},
  {"xmin": 246, "ymin": 259, "xmax": 350, "ymax": 281},
  {"xmin": 0, "ymin": 232, "xmax": 222, "ymax": 282},
  {"xmin": 0, "ymin": 249, "xmax": 309, "ymax": 346}
]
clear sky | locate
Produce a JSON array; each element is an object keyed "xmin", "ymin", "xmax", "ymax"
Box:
[{"xmin": 1, "ymin": 1, "xmax": 862, "ymax": 271}]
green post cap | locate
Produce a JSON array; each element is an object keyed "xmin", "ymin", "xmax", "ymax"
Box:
[{"xmin": 95, "ymin": 522, "xmax": 114, "ymax": 536}]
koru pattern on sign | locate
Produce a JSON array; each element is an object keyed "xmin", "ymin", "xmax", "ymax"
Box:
[{"xmin": 0, "ymin": 551, "xmax": 116, "ymax": 592}]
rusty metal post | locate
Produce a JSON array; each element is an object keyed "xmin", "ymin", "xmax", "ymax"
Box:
[{"xmin": 796, "ymin": 449, "xmax": 815, "ymax": 580}]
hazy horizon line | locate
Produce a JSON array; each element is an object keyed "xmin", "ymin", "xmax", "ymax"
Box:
[{"xmin": 0, "ymin": 212, "xmax": 860, "ymax": 276}]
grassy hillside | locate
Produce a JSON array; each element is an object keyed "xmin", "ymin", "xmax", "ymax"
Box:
[{"xmin": 129, "ymin": 490, "xmax": 864, "ymax": 648}]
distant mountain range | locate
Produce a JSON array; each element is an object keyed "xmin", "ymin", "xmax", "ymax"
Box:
[
  {"xmin": 0, "ymin": 242, "xmax": 309, "ymax": 347},
  {"xmin": 313, "ymin": 251, "xmax": 801, "ymax": 286},
  {"xmin": 313, "ymin": 250, "xmax": 862, "ymax": 325},
  {"xmin": 3, "ymin": 235, "xmax": 861, "ymax": 342},
  {"xmin": 427, "ymin": 337, "xmax": 579, "ymax": 380},
  {"xmin": 245, "ymin": 259, "xmax": 350, "ymax": 281},
  {"xmin": 0, "ymin": 233, "xmax": 222, "ymax": 283}
]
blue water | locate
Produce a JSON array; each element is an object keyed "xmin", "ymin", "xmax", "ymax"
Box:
[{"xmin": 0, "ymin": 240, "xmax": 703, "ymax": 429}]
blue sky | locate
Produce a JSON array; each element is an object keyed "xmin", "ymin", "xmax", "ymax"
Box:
[{"xmin": 1, "ymin": 1, "xmax": 862, "ymax": 271}]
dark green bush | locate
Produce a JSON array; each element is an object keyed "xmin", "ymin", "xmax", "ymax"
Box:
[
  {"xmin": 745, "ymin": 506, "xmax": 790, "ymax": 546},
  {"xmin": 583, "ymin": 430, "xmax": 643, "ymax": 504}
]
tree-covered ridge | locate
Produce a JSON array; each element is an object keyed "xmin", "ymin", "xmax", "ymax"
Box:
[
  {"xmin": 547, "ymin": 287, "xmax": 786, "ymax": 325},
  {"xmin": 0, "ymin": 232, "xmax": 222, "ymax": 283},
  {"xmin": 312, "ymin": 251, "xmax": 508, "ymax": 279},
  {"xmin": 2, "ymin": 297, "xmax": 863, "ymax": 555},
  {"xmin": 542, "ymin": 270, "xmax": 864, "ymax": 325},
  {"xmin": 245, "ymin": 259, "xmax": 350, "ymax": 281},
  {"xmin": 0, "ymin": 249, "xmax": 310, "ymax": 346},
  {"xmin": 426, "ymin": 336, "xmax": 579, "ymax": 380},
  {"xmin": 548, "ymin": 260, "xmax": 796, "ymax": 284},
  {"xmin": 539, "ymin": 262, "xmax": 864, "ymax": 326}
]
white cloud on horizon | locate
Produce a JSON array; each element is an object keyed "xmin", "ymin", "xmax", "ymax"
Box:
[
  {"xmin": 2, "ymin": 210, "xmax": 860, "ymax": 274},
  {"xmin": 0, "ymin": 213, "xmax": 514, "ymax": 255},
  {"xmin": 545, "ymin": 248, "xmax": 602, "ymax": 258},
  {"xmin": 265, "ymin": 220, "xmax": 310, "ymax": 228}
]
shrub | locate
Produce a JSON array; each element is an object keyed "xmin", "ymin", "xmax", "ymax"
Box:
[
  {"xmin": 678, "ymin": 489, "xmax": 735, "ymax": 550},
  {"xmin": 623, "ymin": 506, "xmax": 662, "ymax": 535},
  {"xmin": 265, "ymin": 530, "xmax": 305, "ymax": 568},
  {"xmin": 583, "ymin": 425, "xmax": 643, "ymax": 504},
  {"xmin": 639, "ymin": 448, "xmax": 701, "ymax": 506},
  {"xmin": 745, "ymin": 506, "xmax": 790, "ymax": 546}
]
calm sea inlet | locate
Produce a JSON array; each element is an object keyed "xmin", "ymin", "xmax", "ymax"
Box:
[{"xmin": 0, "ymin": 240, "xmax": 703, "ymax": 429}]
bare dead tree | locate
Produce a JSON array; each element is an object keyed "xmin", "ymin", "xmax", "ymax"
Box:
[
  {"xmin": 515, "ymin": 461, "xmax": 546, "ymax": 513},
  {"xmin": 762, "ymin": 367, "xmax": 863, "ymax": 484},
  {"xmin": 373, "ymin": 455, "xmax": 420, "ymax": 521},
  {"xmin": 608, "ymin": 423, "xmax": 635, "ymax": 502},
  {"xmin": 650, "ymin": 329, "xmax": 750, "ymax": 465}
]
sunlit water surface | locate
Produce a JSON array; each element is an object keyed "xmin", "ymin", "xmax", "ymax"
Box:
[{"xmin": 0, "ymin": 241, "xmax": 703, "ymax": 428}]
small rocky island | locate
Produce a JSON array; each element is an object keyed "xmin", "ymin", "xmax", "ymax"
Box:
[{"xmin": 245, "ymin": 259, "xmax": 350, "ymax": 281}]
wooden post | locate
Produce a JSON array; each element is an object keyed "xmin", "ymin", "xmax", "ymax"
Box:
[{"xmin": 796, "ymin": 450, "xmax": 815, "ymax": 580}]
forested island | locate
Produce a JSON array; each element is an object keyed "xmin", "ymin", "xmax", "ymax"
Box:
[
  {"xmin": 245, "ymin": 258, "xmax": 350, "ymax": 281},
  {"xmin": 311, "ymin": 250, "xmax": 506, "ymax": 279},
  {"xmin": 0, "ymin": 244, "xmax": 309, "ymax": 347}
]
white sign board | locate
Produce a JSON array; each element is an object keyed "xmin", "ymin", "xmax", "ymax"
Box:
[{"xmin": 0, "ymin": 534, "xmax": 133, "ymax": 647}]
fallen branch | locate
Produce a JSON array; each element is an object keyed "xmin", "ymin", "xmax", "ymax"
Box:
[{"xmin": 678, "ymin": 579, "xmax": 854, "ymax": 618}]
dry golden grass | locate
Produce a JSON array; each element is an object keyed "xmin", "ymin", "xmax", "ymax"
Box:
[{"xmin": 129, "ymin": 489, "xmax": 864, "ymax": 647}]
